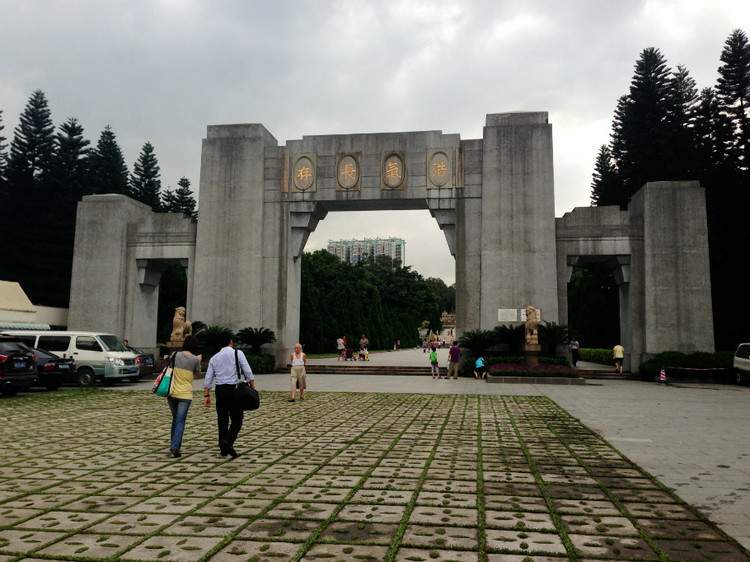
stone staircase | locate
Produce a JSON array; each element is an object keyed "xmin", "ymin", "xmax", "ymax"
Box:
[
  {"xmin": 300, "ymin": 364, "xmax": 636, "ymax": 380},
  {"xmin": 300, "ymin": 364, "xmax": 446, "ymax": 377}
]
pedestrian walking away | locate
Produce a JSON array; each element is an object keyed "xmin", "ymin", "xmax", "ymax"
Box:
[
  {"xmin": 203, "ymin": 333, "xmax": 256, "ymax": 458},
  {"xmin": 166, "ymin": 335, "xmax": 202, "ymax": 457},
  {"xmin": 289, "ymin": 343, "xmax": 306, "ymax": 402},
  {"xmin": 447, "ymin": 340, "xmax": 460, "ymax": 379},
  {"xmin": 613, "ymin": 343, "xmax": 625, "ymax": 374}
]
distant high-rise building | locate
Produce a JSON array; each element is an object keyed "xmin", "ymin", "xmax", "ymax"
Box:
[{"xmin": 326, "ymin": 237, "xmax": 405, "ymax": 265}]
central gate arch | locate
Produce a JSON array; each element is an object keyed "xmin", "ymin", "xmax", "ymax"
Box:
[{"xmin": 189, "ymin": 113, "xmax": 559, "ymax": 365}]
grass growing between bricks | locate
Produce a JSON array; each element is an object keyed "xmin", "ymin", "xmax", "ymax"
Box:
[{"xmin": 0, "ymin": 389, "xmax": 748, "ymax": 561}]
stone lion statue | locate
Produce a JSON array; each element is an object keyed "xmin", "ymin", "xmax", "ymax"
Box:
[
  {"xmin": 170, "ymin": 306, "xmax": 192, "ymax": 341},
  {"xmin": 525, "ymin": 305, "xmax": 538, "ymax": 345}
]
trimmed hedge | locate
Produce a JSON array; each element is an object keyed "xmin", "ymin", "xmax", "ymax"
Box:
[
  {"xmin": 638, "ymin": 350, "xmax": 733, "ymax": 382},
  {"xmin": 579, "ymin": 348, "xmax": 614, "ymax": 365}
]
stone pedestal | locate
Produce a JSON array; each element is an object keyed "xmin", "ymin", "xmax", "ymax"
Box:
[{"xmin": 524, "ymin": 344, "xmax": 542, "ymax": 367}]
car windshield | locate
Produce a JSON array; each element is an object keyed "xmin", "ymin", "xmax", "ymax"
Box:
[{"xmin": 98, "ymin": 335, "xmax": 128, "ymax": 352}]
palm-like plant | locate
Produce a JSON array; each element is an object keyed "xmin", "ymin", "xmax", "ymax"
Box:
[
  {"xmin": 236, "ymin": 327, "xmax": 277, "ymax": 354},
  {"xmin": 493, "ymin": 324, "xmax": 526, "ymax": 353},
  {"xmin": 457, "ymin": 329, "xmax": 498, "ymax": 357},
  {"xmin": 538, "ymin": 322, "xmax": 570, "ymax": 357},
  {"xmin": 196, "ymin": 325, "xmax": 234, "ymax": 355}
]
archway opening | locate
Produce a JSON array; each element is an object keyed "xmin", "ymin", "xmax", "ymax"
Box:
[
  {"xmin": 301, "ymin": 209, "xmax": 455, "ymax": 354},
  {"xmin": 567, "ymin": 261, "xmax": 620, "ymax": 349}
]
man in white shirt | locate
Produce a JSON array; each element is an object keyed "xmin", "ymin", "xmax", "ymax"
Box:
[{"xmin": 203, "ymin": 333, "xmax": 255, "ymax": 458}]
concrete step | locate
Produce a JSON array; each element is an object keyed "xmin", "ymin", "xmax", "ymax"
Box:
[{"xmin": 300, "ymin": 364, "xmax": 445, "ymax": 376}]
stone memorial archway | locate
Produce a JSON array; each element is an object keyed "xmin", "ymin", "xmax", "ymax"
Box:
[{"xmin": 69, "ymin": 113, "xmax": 714, "ymax": 372}]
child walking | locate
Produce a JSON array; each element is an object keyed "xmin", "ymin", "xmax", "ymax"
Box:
[{"xmin": 429, "ymin": 346, "xmax": 440, "ymax": 379}]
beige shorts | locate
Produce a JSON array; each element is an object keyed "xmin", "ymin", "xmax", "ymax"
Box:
[{"xmin": 291, "ymin": 365, "xmax": 307, "ymax": 390}]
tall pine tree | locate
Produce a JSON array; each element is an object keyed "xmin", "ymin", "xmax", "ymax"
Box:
[
  {"xmin": 129, "ymin": 141, "xmax": 162, "ymax": 211},
  {"xmin": 6, "ymin": 90, "xmax": 55, "ymax": 189},
  {"xmin": 89, "ymin": 126, "xmax": 129, "ymax": 195},
  {"xmin": 716, "ymin": 29, "xmax": 750, "ymax": 173}
]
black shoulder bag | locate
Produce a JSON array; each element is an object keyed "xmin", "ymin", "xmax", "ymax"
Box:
[{"xmin": 234, "ymin": 349, "xmax": 260, "ymax": 411}]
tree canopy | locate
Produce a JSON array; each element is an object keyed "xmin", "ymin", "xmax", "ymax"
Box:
[{"xmin": 299, "ymin": 250, "xmax": 443, "ymax": 353}]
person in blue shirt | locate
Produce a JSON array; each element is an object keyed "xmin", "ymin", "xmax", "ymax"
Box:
[
  {"xmin": 474, "ymin": 356, "xmax": 488, "ymax": 379},
  {"xmin": 203, "ymin": 333, "xmax": 255, "ymax": 458}
]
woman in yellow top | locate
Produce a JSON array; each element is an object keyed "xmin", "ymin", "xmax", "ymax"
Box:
[{"xmin": 167, "ymin": 335, "xmax": 202, "ymax": 457}]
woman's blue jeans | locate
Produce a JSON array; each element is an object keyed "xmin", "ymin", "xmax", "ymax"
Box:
[{"xmin": 167, "ymin": 397, "xmax": 192, "ymax": 451}]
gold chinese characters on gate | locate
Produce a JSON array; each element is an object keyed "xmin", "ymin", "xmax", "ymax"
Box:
[{"xmin": 286, "ymin": 149, "xmax": 458, "ymax": 192}]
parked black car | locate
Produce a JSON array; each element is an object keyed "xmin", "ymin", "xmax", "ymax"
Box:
[
  {"xmin": 30, "ymin": 347, "xmax": 76, "ymax": 390},
  {"xmin": 0, "ymin": 336, "xmax": 37, "ymax": 396},
  {"xmin": 126, "ymin": 345, "xmax": 155, "ymax": 379}
]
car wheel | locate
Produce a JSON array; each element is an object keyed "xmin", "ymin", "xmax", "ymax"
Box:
[
  {"xmin": 1, "ymin": 387, "xmax": 20, "ymax": 396},
  {"xmin": 78, "ymin": 368, "xmax": 96, "ymax": 387},
  {"xmin": 44, "ymin": 382, "xmax": 62, "ymax": 391}
]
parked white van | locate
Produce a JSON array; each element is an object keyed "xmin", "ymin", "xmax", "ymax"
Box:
[{"xmin": 0, "ymin": 331, "xmax": 140, "ymax": 387}]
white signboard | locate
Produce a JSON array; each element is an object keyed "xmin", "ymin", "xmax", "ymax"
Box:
[{"xmin": 498, "ymin": 309, "xmax": 518, "ymax": 322}]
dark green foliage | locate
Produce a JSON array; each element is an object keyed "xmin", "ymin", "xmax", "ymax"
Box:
[
  {"xmin": 161, "ymin": 176, "xmax": 197, "ymax": 218},
  {"xmin": 195, "ymin": 325, "xmax": 234, "ymax": 355},
  {"xmin": 457, "ymin": 329, "xmax": 498, "ymax": 356},
  {"xmin": 6, "ymin": 90, "xmax": 55, "ymax": 185},
  {"xmin": 300, "ymin": 249, "xmax": 441, "ymax": 353},
  {"xmin": 245, "ymin": 353, "xmax": 275, "ymax": 373},
  {"xmin": 89, "ymin": 126, "xmax": 129, "ymax": 194},
  {"xmin": 129, "ymin": 141, "xmax": 161, "ymax": 211},
  {"xmin": 579, "ymin": 348, "xmax": 614, "ymax": 364},
  {"xmin": 425, "ymin": 277, "xmax": 456, "ymax": 315},
  {"xmin": 236, "ymin": 327, "xmax": 277, "ymax": 354},
  {"xmin": 492, "ymin": 324, "xmax": 525, "ymax": 354},
  {"xmin": 538, "ymin": 322, "xmax": 570, "ymax": 357}
]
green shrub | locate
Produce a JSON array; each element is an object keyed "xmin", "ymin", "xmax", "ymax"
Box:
[{"xmin": 245, "ymin": 353, "xmax": 276, "ymax": 374}]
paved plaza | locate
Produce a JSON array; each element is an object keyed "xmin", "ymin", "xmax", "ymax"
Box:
[{"xmin": 0, "ymin": 348, "xmax": 749, "ymax": 561}]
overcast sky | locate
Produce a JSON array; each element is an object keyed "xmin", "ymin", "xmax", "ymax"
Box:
[{"xmin": 2, "ymin": 1, "xmax": 748, "ymax": 285}]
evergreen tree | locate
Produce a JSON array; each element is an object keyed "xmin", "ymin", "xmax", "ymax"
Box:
[
  {"xmin": 609, "ymin": 48, "xmax": 673, "ymax": 205},
  {"xmin": 6, "ymin": 90, "xmax": 55, "ymax": 188},
  {"xmin": 590, "ymin": 145, "xmax": 621, "ymax": 206},
  {"xmin": 665, "ymin": 65, "xmax": 699, "ymax": 178},
  {"xmin": 89, "ymin": 126, "xmax": 129, "ymax": 194},
  {"xmin": 2, "ymin": 90, "xmax": 57, "ymax": 304},
  {"xmin": 51, "ymin": 118, "xmax": 91, "ymax": 204},
  {"xmin": 716, "ymin": 29, "xmax": 750, "ymax": 172},
  {"xmin": 173, "ymin": 176, "xmax": 197, "ymax": 218},
  {"xmin": 129, "ymin": 141, "xmax": 161, "ymax": 210}
]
